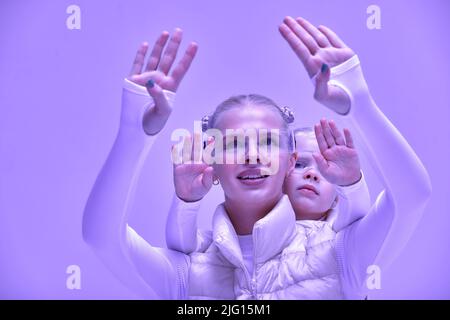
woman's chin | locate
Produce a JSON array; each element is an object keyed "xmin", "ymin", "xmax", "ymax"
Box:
[{"xmin": 230, "ymin": 187, "xmax": 279, "ymax": 203}]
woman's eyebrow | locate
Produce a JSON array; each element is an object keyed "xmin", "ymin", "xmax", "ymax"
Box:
[{"xmin": 222, "ymin": 135, "xmax": 235, "ymax": 143}]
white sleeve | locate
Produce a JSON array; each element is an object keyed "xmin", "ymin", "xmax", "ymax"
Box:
[
  {"xmin": 329, "ymin": 170, "xmax": 371, "ymax": 232},
  {"xmin": 165, "ymin": 195, "xmax": 214, "ymax": 254},
  {"xmin": 328, "ymin": 56, "xmax": 432, "ymax": 297},
  {"xmin": 166, "ymin": 194, "xmax": 202, "ymax": 254},
  {"xmin": 82, "ymin": 78, "xmax": 190, "ymax": 299}
]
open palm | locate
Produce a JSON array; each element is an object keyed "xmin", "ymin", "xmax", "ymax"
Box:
[
  {"xmin": 127, "ymin": 28, "xmax": 198, "ymax": 135},
  {"xmin": 279, "ymin": 16, "xmax": 355, "ymax": 114},
  {"xmin": 173, "ymin": 135, "xmax": 214, "ymax": 202},
  {"xmin": 313, "ymin": 119, "xmax": 361, "ymax": 186}
]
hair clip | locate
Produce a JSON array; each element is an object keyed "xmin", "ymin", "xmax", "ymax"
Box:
[
  {"xmin": 201, "ymin": 115, "xmax": 210, "ymax": 132},
  {"xmin": 281, "ymin": 106, "xmax": 295, "ymax": 124}
]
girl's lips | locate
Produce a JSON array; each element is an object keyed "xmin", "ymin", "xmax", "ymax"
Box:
[
  {"xmin": 298, "ymin": 188, "xmax": 318, "ymax": 197},
  {"xmin": 297, "ymin": 184, "xmax": 319, "ymax": 195}
]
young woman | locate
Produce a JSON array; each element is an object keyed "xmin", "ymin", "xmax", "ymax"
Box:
[{"xmin": 82, "ymin": 17, "xmax": 431, "ymax": 299}]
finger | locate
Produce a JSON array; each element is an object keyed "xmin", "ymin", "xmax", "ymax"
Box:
[
  {"xmin": 171, "ymin": 143, "xmax": 182, "ymax": 165},
  {"xmin": 296, "ymin": 17, "xmax": 331, "ymax": 48},
  {"xmin": 329, "ymin": 120, "xmax": 346, "ymax": 145},
  {"xmin": 283, "ymin": 16, "xmax": 319, "ymax": 54},
  {"xmin": 129, "ymin": 42, "xmax": 149, "ymax": 76},
  {"xmin": 312, "ymin": 152, "xmax": 329, "ymax": 174},
  {"xmin": 314, "ymin": 123, "xmax": 329, "ymax": 154},
  {"xmin": 203, "ymin": 136, "xmax": 217, "ymax": 165},
  {"xmin": 201, "ymin": 166, "xmax": 214, "ymax": 190},
  {"xmin": 145, "ymin": 31, "xmax": 170, "ymax": 71},
  {"xmin": 278, "ymin": 23, "xmax": 315, "ymax": 77},
  {"xmin": 145, "ymin": 79, "xmax": 171, "ymax": 115},
  {"xmin": 320, "ymin": 119, "xmax": 336, "ymax": 148},
  {"xmin": 314, "ymin": 63, "xmax": 330, "ymax": 101},
  {"xmin": 158, "ymin": 28, "xmax": 183, "ymax": 75},
  {"xmin": 170, "ymin": 42, "xmax": 198, "ymax": 90},
  {"xmin": 278, "ymin": 23, "xmax": 311, "ymax": 62},
  {"xmin": 192, "ymin": 132, "xmax": 202, "ymax": 163},
  {"xmin": 343, "ymin": 128, "xmax": 355, "ymax": 149},
  {"xmin": 317, "ymin": 25, "xmax": 347, "ymax": 48},
  {"xmin": 182, "ymin": 134, "xmax": 193, "ymax": 163}
]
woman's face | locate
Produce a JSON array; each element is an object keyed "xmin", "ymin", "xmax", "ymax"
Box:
[
  {"xmin": 284, "ymin": 131, "xmax": 337, "ymax": 220},
  {"xmin": 212, "ymin": 104, "xmax": 295, "ymax": 206}
]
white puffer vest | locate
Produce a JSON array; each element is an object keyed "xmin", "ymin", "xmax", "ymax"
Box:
[{"xmin": 186, "ymin": 195, "xmax": 344, "ymax": 299}]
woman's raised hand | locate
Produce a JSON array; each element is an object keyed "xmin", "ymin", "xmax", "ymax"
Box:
[
  {"xmin": 279, "ymin": 16, "xmax": 354, "ymax": 114},
  {"xmin": 172, "ymin": 134, "xmax": 214, "ymax": 202},
  {"xmin": 127, "ymin": 29, "xmax": 198, "ymax": 135}
]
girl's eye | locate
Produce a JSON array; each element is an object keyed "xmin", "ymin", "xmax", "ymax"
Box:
[{"xmin": 295, "ymin": 161, "xmax": 307, "ymax": 169}]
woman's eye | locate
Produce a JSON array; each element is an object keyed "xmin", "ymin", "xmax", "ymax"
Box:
[
  {"xmin": 225, "ymin": 139, "xmax": 244, "ymax": 150},
  {"xmin": 260, "ymin": 137, "xmax": 278, "ymax": 147}
]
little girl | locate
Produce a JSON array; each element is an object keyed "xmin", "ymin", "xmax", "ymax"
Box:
[{"xmin": 286, "ymin": 126, "xmax": 370, "ymax": 229}]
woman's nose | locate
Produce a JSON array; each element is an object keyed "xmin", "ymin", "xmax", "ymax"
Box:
[
  {"xmin": 245, "ymin": 154, "xmax": 261, "ymax": 165},
  {"xmin": 303, "ymin": 169, "xmax": 320, "ymax": 182},
  {"xmin": 245, "ymin": 142, "xmax": 260, "ymax": 165}
]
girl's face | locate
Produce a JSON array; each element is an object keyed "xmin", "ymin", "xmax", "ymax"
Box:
[
  {"xmin": 212, "ymin": 104, "xmax": 295, "ymax": 206},
  {"xmin": 284, "ymin": 131, "xmax": 337, "ymax": 220}
]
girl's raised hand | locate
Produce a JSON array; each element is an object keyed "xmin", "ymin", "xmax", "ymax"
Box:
[
  {"xmin": 127, "ymin": 29, "xmax": 198, "ymax": 135},
  {"xmin": 279, "ymin": 16, "xmax": 354, "ymax": 114},
  {"xmin": 312, "ymin": 119, "xmax": 361, "ymax": 186}
]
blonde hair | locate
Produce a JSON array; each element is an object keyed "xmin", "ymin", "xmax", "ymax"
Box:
[
  {"xmin": 293, "ymin": 127, "xmax": 316, "ymax": 149},
  {"xmin": 202, "ymin": 94, "xmax": 295, "ymax": 151}
]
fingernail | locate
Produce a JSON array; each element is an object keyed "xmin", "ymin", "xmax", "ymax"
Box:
[
  {"xmin": 145, "ymin": 79, "xmax": 155, "ymax": 88},
  {"xmin": 321, "ymin": 63, "xmax": 329, "ymax": 73}
]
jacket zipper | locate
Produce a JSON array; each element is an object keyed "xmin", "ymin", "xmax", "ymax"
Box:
[{"xmin": 250, "ymin": 228, "xmax": 258, "ymax": 299}]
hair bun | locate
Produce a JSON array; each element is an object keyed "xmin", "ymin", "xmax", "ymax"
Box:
[
  {"xmin": 201, "ymin": 115, "xmax": 210, "ymax": 132},
  {"xmin": 281, "ymin": 106, "xmax": 295, "ymax": 124}
]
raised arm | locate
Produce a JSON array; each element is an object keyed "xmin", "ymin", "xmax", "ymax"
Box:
[
  {"xmin": 308, "ymin": 119, "xmax": 372, "ymax": 231},
  {"xmin": 279, "ymin": 16, "xmax": 432, "ymax": 294},
  {"xmin": 82, "ymin": 29, "xmax": 198, "ymax": 298},
  {"xmin": 166, "ymin": 134, "xmax": 214, "ymax": 253}
]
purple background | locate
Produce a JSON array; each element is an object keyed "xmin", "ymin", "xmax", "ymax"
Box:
[{"xmin": 1, "ymin": 0, "xmax": 449, "ymax": 299}]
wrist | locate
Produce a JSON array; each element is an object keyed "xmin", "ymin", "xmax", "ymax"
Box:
[
  {"xmin": 338, "ymin": 170, "xmax": 363, "ymax": 187},
  {"xmin": 327, "ymin": 55, "xmax": 372, "ymax": 116},
  {"xmin": 176, "ymin": 194, "xmax": 204, "ymax": 203},
  {"xmin": 121, "ymin": 78, "xmax": 176, "ymax": 132}
]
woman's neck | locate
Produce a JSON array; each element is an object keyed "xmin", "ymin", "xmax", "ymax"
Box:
[{"xmin": 224, "ymin": 193, "xmax": 283, "ymax": 235}]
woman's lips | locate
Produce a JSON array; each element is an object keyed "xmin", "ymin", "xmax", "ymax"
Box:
[{"xmin": 237, "ymin": 168, "xmax": 270, "ymax": 186}]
